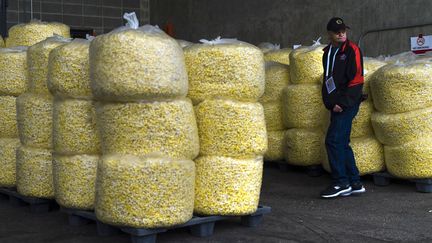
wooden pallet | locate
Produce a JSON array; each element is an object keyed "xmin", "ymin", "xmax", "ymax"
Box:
[
  {"xmin": 61, "ymin": 205, "xmax": 272, "ymax": 243},
  {"xmin": 0, "ymin": 187, "xmax": 57, "ymax": 213},
  {"xmin": 373, "ymin": 172, "xmax": 432, "ymax": 193}
]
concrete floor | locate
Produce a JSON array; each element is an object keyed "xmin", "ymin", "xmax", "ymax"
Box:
[{"xmin": 1, "ymin": 164, "xmax": 432, "ymax": 243}]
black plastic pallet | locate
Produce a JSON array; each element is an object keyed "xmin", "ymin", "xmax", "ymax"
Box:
[
  {"xmin": 266, "ymin": 161, "xmax": 324, "ymax": 177},
  {"xmin": 0, "ymin": 187, "xmax": 57, "ymax": 213},
  {"xmin": 61, "ymin": 205, "xmax": 271, "ymax": 243},
  {"xmin": 373, "ymin": 172, "xmax": 432, "ymax": 193}
]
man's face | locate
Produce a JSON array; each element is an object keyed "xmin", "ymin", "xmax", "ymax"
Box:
[{"xmin": 328, "ymin": 29, "xmax": 347, "ymax": 43}]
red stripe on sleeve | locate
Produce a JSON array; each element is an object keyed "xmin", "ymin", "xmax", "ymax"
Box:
[{"xmin": 348, "ymin": 43, "xmax": 364, "ymax": 87}]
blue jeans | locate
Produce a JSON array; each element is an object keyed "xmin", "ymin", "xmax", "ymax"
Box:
[{"xmin": 325, "ymin": 104, "xmax": 360, "ymax": 186}]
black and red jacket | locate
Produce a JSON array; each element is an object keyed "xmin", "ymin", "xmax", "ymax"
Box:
[{"xmin": 321, "ymin": 40, "xmax": 364, "ymax": 110}]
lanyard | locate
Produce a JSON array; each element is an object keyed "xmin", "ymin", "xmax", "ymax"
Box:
[{"xmin": 326, "ymin": 46, "xmax": 339, "ymax": 78}]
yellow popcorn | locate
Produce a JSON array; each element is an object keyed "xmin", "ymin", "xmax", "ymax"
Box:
[
  {"xmin": 265, "ymin": 130, "xmax": 286, "ymax": 161},
  {"xmin": 28, "ymin": 36, "xmax": 71, "ymax": 94},
  {"xmin": 53, "ymin": 99, "xmax": 100, "ymax": 155},
  {"xmin": 194, "ymin": 156, "xmax": 263, "ymax": 216},
  {"xmin": 258, "ymin": 42, "xmax": 280, "ymax": 54},
  {"xmin": 16, "ymin": 145, "xmax": 54, "ymax": 199},
  {"xmin": 371, "ymin": 107, "xmax": 432, "ymax": 146},
  {"xmin": 284, "ymin": 128, "xmax": 324, "ymax": 166},
  {"xmin": 90, "ymin": 25, "xmax": 188, "ymax": 102},
  {"xmin": 176, "ymin": 39, "xmax": 193, "ymax": 48},
  {"xmin": 370, "ymin": 61, "xmax": 432, "ymax": 114},
  {"xmin": 0, "ymin": 47, "xmax": 28, "ymax": 96},
  {"xmin": 16, "ymin": 93, "xmax": 53, "ymax": 149},
  {"xmin": 184, "ymin": 40, "xmax": 265, "ymax": 104},
  {"xmin": 0, "ymin": 96, "xmax": 18, "ymax": 138},
  {"xmin": 259, "ymin": 62, "xmax": 290, "ymax": 103},
  {"xmin": 95, "ymin": 154, "xmax": 195, "ymax": 228},
  {"xmin": 50, "ymin": 22, "xmax": 71, "ymax": 37},
  {"xmin": 363, "ymin": 57, "xmax": 387, "ymax": 74},
  {"xmin": 0, "ymin": 138, "xmax": 20, "ymax": 187},
  {"xmin": 195, "ymin": 99, "xmax": 267, "ymax": 158},
  {"xmin": 385, "ymin": 138, "xmax": 432, "ymax": 179},
  {"xmin": 321, "ymin": 101, "xmax": 374, "ymax": 138},
  {"xmin": 384, "ymin": 51, "xmax": 417, "ymax": 64},
  {"xmin": 6, "ymin": 21, "xmax": 70, "ymax": 47},
  {"xmin": 53, "ymin": 154, "xmax": 98, "ymax": 210},
  {"xmin": 282, "ymin": 84, "xmax": 328, "ymax": 128},
  {"xmin": 264, "ymin": 48, "xmax": 292, "ymax": 65},
  {"xmin": 263, "ymin": 101, "xmax": 286, "ymax": 131},
  {"xmin": 322, "ymin": 101, "xmax": 374, "ymax": 138},
  {"xmin": 97, "ymin": 98, "xmax": 199, "ymax": 160},
  {"xmin": 0, "ymin": 36, "xmax": 4, "ymax": 47},
  {"xmin": 322, "ymin": 136, "xmax": 385, "ymax": 176},
  {"xmin": 289, "ymin": 45, "xmax": 325, "ymax": 84},
  {"xmin": 363, "ymin": 58, "xmax": 386, "ymax": 98},
  {"xmin": 351, "ymin": 101, "xmax": 374, "ymax": 138},
  {"xmin": 48, "ymin": 39, "xmax": 93, "ymax": 99}
]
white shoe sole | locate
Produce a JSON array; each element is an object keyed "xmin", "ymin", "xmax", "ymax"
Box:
[
  {"xmin": 321, "ymin": 187, "xmax": 352, "ymax": 198},
  {"xmin": 341, "ymin": 187, "xmax": 366, "ymax": 196}
]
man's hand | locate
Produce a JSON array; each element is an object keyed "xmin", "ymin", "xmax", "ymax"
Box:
[{"xmin": 333, "ymin": 104, "xmax": 343, "ymax": 113}]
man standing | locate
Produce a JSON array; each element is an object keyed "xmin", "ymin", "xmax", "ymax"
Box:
[{"xmin": 320, "ymin": 17, "xmax": 366, "ymax": 198}]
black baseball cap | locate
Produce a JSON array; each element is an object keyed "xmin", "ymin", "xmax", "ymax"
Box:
[{"xmin": 327, "ymin": 17, "xmax": 350, "ymax": 32}]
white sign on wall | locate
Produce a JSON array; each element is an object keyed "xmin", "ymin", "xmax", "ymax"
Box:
[{"xmin": 411, "ymin": 34, "xmax": 432, "ymax": 54}]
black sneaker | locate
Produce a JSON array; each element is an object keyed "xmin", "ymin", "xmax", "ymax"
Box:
[
  {"xmin": 341, "ymin": 182, "xmax": 366, "ymax": 196},
  {"xmin": 320, "ymin": 184, "xmax": 352, "ymax": 198}
]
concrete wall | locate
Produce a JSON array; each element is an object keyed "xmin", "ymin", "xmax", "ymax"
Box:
[
  {"xmin": 7, "ymin": 0, "xmax": 150, "ymax": 35},
  {"xmin": 150, "ymin": 0, "xmax": 432, "ymax": 57}
]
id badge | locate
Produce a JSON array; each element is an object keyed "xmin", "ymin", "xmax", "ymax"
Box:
[{"xmin": 326, "ymin": 76, "xmax": 336, "ymax": 94}]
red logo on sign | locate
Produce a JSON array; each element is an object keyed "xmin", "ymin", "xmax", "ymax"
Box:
[{"xmin": 417, "ymin": 37, "xmax": 425, "ymax": 46}]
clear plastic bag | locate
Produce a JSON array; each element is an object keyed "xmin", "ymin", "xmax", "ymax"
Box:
[
  {"xmin": 95, "ymin": 154, "xmax": 195, "ymax": 228},
  {"xmin": 176, "ymin": 39, "xmax": 193, "ymax": 48},
  {"xmin": 0, "ymin": 139, "xmax": 20, "ymax": 187},
  {"xmin": 90, "ymin": 13, "xmax": 188, "ymax": 102},
  {"xmin": 262, "ymin": 101, "xmax": 286, "ymax": 131},
  {"xmin": 265, "ymin": 130, "xmax": 286, "ymax": 162},
  {"xmin": 16, "ymin": 93, "xmax": 54, "ymax": 149},
  {"xmin": 195, "ymin": 99, "xmax": 268, "ymax": 157},
  {"xmin": 385, "ymin": 138, "xmax": 432, "ymax": 179},
  {"xmin": 53, "ymin": 98, "xmax": 100, "ymax": 155},
  {"xmin": 370, "ymin": 60, "xmax": 432, "ymax": 114},
  {"xmin": 0, "ymin": 46, "xmax": 28, "ymax": 96},
  {"xmin": 371, "ymin": 106, "xmax": 432, "ymax": 146},
  {"xmin": 7, "ymin": 20, "xmax": 70, "ymax": 47},
  {"xmin": 16, "ymin": 145, "xmax": 54, "ymax": 199},
  {"xmin": 284, "ymin": 128, "xmax": 324, "ymax": 166},
  {"xmin": 0, "ymin": 96, "xmax": 18, "ymax": 138},
  {"xmin": 363, "ymin": 57, "xmax": 387, "ymax": 99},
  {"xmin": 53, "ymin": 154, "xmax": 98, "ymax": 210},
  {"xmin": 322, "ymin": 136, "xmax": 385, "ymax": 175},
  {"xmin": 258, "ymin": 42, "xmax": 280, "ymax": 53},
  {"xmin": 194, "ymin": 155, "xmax": 263, "ymax": 216},
  {"xmin": 184, "ymin": 37, "xmax": 265, "ymax": 104},
  {"xmin": 384, "ymin": 51, "xmax": 417, "ymax": 64},
  {"xmin": 282, "ymin": 84, "xmax": 328, "ymax": 128},
  {"xmin": 264, "ymin": 48, "xmax": 292, "ymax": 65},
  {"xmin": 289, "ymin": 37, "xmax": 325, "ymax": 84},
  {"xmin": 28, "ymin": 35, "xmax": 72, "ymax": 94},
  {"xmin": 96, "ymin": 98, "xmax": 199, "ymax": 160},
  {"xmin": 259, "ymin": 62, "xmax": 290, "ymax": 103},
  {"xmin": 48, "ymin": 39, "xmax": 93, "ymax": 99}
]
